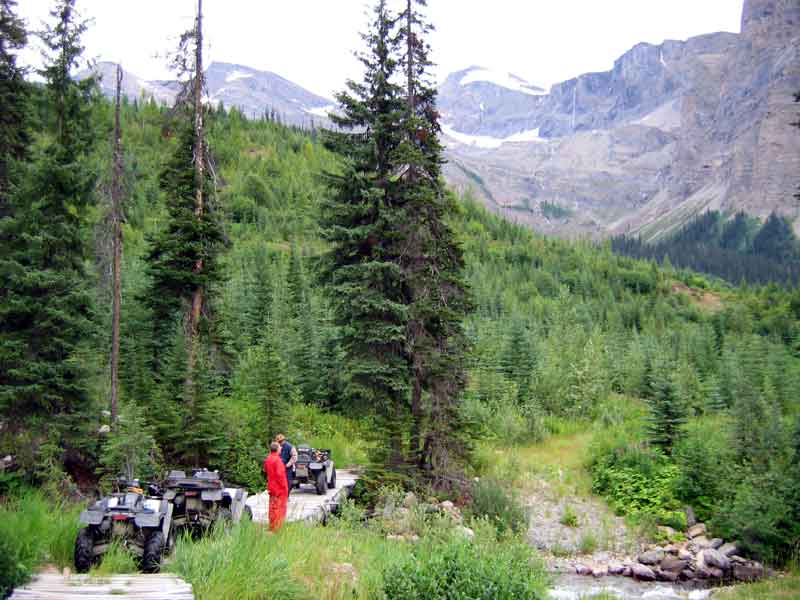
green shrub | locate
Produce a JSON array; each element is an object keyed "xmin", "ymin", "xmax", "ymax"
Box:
[
  {"xmin": 578, "ymin": 532, "xmax": 598, "ymax": 555},
  {"xmin": 713, "ymin": 469, "xmax": 800, "ymax": 565},
  {"xmin": 379, "ymin": 535, "xmax": 547, "ymax": 600},
  {"xmin": 560, "ymin": 505, "xmax": 579, "ymax": 528},
  {"xmin": 590, "ymin": 422, "xmax": 681, "ymax": 522},
  {"xmin": 468, "ymin": 479, "xmax": 528, "ymax": 535}
]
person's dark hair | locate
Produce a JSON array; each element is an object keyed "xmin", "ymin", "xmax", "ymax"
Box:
[{"xmin": 270, "ymin": 442, "xmax": 280, "ymax": 452}]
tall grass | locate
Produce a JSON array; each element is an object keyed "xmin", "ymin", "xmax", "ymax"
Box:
[
  {"xmin": 169, "ymin": 517, "xmax": 412, "ymax": 600},
  {"xmin": 0, "ymin": 489, "xmax": 83, "ymax": 595}
]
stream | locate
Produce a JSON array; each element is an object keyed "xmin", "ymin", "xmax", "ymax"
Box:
[{"xmin": 549, "ymin": 574, "xmax": 714, "ymax": 600}]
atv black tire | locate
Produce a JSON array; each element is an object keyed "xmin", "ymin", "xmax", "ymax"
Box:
[
  {"xmin": 328, "ymin": 467, "xmax": 337, "ymax": 490},
  {"xmin": 315, "ymin": 470, "xmax": 327, "ymax": 495},
  {"xmin": 141, "ymin": 530, "xmax": 165, "ymax": 574},
  {"xmin": 74, "ymin": 527, "xmax": 95, "ymax": 573}
]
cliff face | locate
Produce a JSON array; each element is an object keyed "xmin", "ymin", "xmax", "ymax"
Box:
[{"xmin": 441, "ymin": 1, "xmax": 800, "ymax": 239}]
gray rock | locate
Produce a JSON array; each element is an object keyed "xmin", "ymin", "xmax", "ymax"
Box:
[
  {"xmin": 695, "ymin": 566, "xmax": 713, "ymax": 579},
  {"xmin": 690, "ymin": 536, "xmax": 712, "ymax": 552},
  {"xmin": 631, "ymin": 563, "xmax": 656, "ymax": 581},
  {"xmin": 592, "ymin": 566, "xmax": 608, "ymax": 578},
  {"xmin": 678, "ymin": 549, "xmax": 693, "ymax": 561},
  {"xmin": 655, "ymin": 568, "xmax": 679, "ymax": 582},
  {"xmin": 707, "ymin": 566, "xmax": 724, "ymax": 579},
  {"xmin": 680, "ymin": 568, "xmax": 696, "ymax": 581},
  {"xmin": 719, "ymin": 542, "xmax": 738, "ymax": 557},
  {"xmin": 402, "ymin": 492, "xmax": 417, "ymax": 508},
  {"xmin": 575, "ymin": 564, "xmax": 592, "ymax": 576},
  {"xmin": 661, "ymin": 557, "xmax": 689, "ymax": 573},
  {"xmin": 637, "ymin": 549, "xmax": 665, "ymax": 565},
  {"xmin": 733, "ymin": 561, "xmax": 764, "ymax": 582},
  {"xmin": 709, "ymin": 538, "xmax": 724, "ymax": 549},
  {"xmin": 687, "ymin": 523, "xmax": 707, "ymax": 539},
  {"xmin": 622, "ymin": 566, "xmax": 632, "ymax": 577},
  {"xmin": 701, "ymin": 548, "xmax": 731, "ymax": 571},
  {"xmin": 731, "ymin": 555, "xmax": 747, "ymax": 564},
  {"xmin": 608, "ymin": 562, "xmax": 625, "ymax": 575}
]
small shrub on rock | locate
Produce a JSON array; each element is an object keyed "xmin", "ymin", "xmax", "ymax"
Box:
[{"xmin": 468, "ymin": 479, "xmax": 527, "ymax": 535}]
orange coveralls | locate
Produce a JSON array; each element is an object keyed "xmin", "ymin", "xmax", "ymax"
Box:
[{"xmin": 264, "ymin": 450, "xmax": 288, "ymax": 531}]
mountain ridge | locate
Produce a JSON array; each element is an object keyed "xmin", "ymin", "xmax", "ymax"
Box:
[{"xmin": 83, "ymin": 0, "xmax": 800, "ymax": 241}]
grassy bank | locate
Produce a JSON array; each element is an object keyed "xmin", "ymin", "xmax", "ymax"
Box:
[
  {"xmin": 715, "ymin": 573, "xmax": 800, "ymax": 600},
  {"xmin": 0, "ymin": 491, "xmax": 82, "ymax": 596}
]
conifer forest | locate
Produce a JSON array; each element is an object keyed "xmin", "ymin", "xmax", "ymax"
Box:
[{"xmin": 1, "ymin": 1, "xmax": 799, "ymax": 599}]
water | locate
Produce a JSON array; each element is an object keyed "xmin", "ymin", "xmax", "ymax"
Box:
[{"xmin": 549, "ymin": 574, "xmax": 713, "ymax": 600}]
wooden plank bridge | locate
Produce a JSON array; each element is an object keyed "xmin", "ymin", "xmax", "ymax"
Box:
[{"xmin": 10, "ymin": 573, "xmax": 193, "ymax": 599}]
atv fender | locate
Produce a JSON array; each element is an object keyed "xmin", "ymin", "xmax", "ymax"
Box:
[
  {"xmin": 79, "ymin": 510, "xmax": 104, "ymax": 525},
  {"xmin": 201, "ymin": 489, "xmax": 223, "ymax": 501}
]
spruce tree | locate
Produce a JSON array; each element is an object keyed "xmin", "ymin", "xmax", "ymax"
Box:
[
  {"xmin": 321, "ymin": 0, "xmax": 410, "ymax": 467},
  {"xmin": 396, "ymin": 0, "xmax": 473, "ymax": 482},
  {"xmin": 0, "ymin": 0, "xmax": 97, "ymax": 426},
  {"xmin": 645, "ymin": 359, "xmax": 686, "ymax": 455},
  {"xmin": 143, "ymin": 1, "xmax": 225, "ymax": 464},
  {"xmin": 0, "ymin": 0, "xmax": 29, "ymax": 215}
]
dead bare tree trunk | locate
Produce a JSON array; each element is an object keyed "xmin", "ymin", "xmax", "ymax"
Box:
[
  {"xmin": 110, "ymin": 64, "xmax": 124, "ymax": 427},
  {"xmin": 186, "ymin": 0, "xmax": 205, "ymax": 396}
]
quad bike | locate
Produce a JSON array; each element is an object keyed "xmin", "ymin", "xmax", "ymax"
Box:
[
  {"xmin": 294, "ymin": 446, "xmax": 336, "ymax": 495},
  {"xmin": 163, "ymin": 469, "xmax": 248, "ymax": 534},
  {"xmin": 74, "ymin": 479, "xmax": 173, "ymax": 573}
]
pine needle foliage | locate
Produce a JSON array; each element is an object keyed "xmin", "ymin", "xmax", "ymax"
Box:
[{"xmin": 0, "ymin": 0, "xmax": 97, "ymax": 425}]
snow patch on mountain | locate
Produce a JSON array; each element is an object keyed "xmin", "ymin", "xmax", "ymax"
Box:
[
  {"xmin": 441, "ymin": 124, "xmax": 545, "ymax": 148},
  {"xmin": 459, "ymin": 68, "xmax": 547, "ymax": 96},
  {"xmin": 305, "ymin": 104, "xmax": 335, "ymax": 118},
  {"xmin": 226, "ymin": 69, "xmax": 254, "ymax": 83}
]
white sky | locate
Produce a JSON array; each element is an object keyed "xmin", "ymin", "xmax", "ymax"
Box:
[{"xmin": 18, "ymin": 1, "xmax": 743, "ymax": 99}]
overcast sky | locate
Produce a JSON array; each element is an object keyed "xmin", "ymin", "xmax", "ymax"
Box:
[{"xmin": 18, "ymin": 0, "xmax": 743, "ymax": 99}]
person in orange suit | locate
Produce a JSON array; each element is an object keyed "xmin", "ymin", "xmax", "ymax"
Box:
[{"xmin": 263, "ymin": 441, "xmax": 288, "ymax": 531}]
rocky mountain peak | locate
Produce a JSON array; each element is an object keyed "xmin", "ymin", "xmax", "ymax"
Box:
[
  {"xmin": 741, "ymin": 0, "xmax": 800, "ymax": 40},
  {"xmin": 441, "ymin": 1, "xmax": 800, "ymax": 239}
]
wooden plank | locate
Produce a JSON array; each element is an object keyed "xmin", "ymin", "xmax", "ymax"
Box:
[{"xmin": 9, "ymin": 573, "xmax": 194, "ymax": 600}]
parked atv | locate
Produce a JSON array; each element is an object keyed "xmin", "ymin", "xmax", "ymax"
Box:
[
  {"xmin": 163, "ymin": 469, "xmax": 248, "ymax": 534},
  {"xmin": 294, "ymin": 446, "xmax": 336, "ymax": 495},
  {"xmin": 74, "ymin": 479, "xmax": 173, "ymax": 573}
]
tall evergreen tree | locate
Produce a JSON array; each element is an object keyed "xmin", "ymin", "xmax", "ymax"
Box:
[
  {"xmin": 395, "ymin": 0, "xmax": 473, "ymax": 482},
  {"xmin": 0, "ymin": 0, "xmax": 29, "ymax": 215},
  {"xmin": 143, "ymin": 0, "xmax": 225, "ymax": 464},
  {"xmin": 0, "ymin": 0, "xmax": 97, "ymax": 426},
  {"xmin": 321, "ymin": 0, "xmax": 410, "ymax": 467}
]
